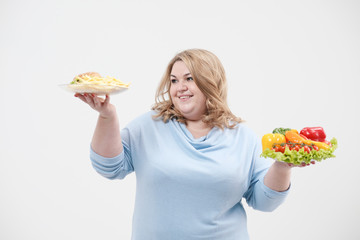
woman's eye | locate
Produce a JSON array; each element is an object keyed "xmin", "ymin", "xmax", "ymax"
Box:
[
  {"xmin": 170, "ymin": 79, "xmax": 177, "ymax": 83},
  {"xmin": 187, "ymin": 77, "xmax": 193, "ymax": 81}
]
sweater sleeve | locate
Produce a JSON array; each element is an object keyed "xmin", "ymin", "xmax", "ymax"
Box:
[
  {"xmin": 89, "ymin": 113, "xmax": 146, "ymax": 180},
  {"xmin": 90, "ymin": 145, "xmax": 134, "ymax": 180},
  {"xmin": 243, "ymin": 138, "xmax": 290, "ymax": 212}
]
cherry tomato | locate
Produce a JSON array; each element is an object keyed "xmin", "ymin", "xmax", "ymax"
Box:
[
  {"xmin": 292, "ymin": 145, "xmax": 300, "ymax": 151},
  {"xmin": 312, "ymin": 145, "xmax": 319, "ymax": 151},
  {"xmin": 273, "ymin": 146, "xmax": 281, "ymax": 152},
  {"xmin": 303, "ymin": 145, "xmax": 311, "ymax": 153},
  {"xmin": 279, "ymin": 146, "xmax": 285, "ymax": 153}
]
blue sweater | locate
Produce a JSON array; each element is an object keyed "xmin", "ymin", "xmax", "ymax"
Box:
[{"xmin": 90, "ymin": 111, "xmax": 289, "ymax": 240}]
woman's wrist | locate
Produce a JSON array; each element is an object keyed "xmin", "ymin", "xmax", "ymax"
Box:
[
  {"xmin": 99, "ymin": 104, "xmax": 117, "ymax": 120},
  {"xmin": 273, "ymin": 160, "xmax": 292, "ymax": 171},
  {"xmin": 264, "ymin": 161, "xmax": 292, "ymax": 192}
]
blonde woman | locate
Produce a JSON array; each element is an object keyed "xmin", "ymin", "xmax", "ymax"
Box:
[{"xmin": 75, "ymin": 49, "xmax": 292, "ymax": 240}]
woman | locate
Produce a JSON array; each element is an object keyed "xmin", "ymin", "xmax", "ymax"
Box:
[{"xmin": 75, "ymin": 49, "xmax": 292, "ymax": 240}]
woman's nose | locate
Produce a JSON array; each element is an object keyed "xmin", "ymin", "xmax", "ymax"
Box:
[{"xmin": 178, "ymin": 80, "xmax": 188, "ymax": 91}]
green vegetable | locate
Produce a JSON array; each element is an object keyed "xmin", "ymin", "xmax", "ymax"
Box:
[
  {"xmin": 272, "ymin": 128, "xmax": 292, "ymax": 135},
  {"xmin": 261, "ymin": 138, "xmax": 338, "ymax": 165},
  {"xmin": 70, "ymin": 78, "xmax": 81, "ymax": 84}
]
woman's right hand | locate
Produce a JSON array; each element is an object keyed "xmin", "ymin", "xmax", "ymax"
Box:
[{"xmin": 74, "ymin": 93, "xmax": 116, "ymax": 119}]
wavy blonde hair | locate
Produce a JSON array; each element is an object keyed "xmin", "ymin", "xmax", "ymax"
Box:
[{"xmin": 152, "ymin": 49, "xmax": 242, "ymax": 129}]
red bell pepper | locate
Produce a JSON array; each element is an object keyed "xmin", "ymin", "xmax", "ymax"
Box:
[{"xmin": 300, "ymin": 127, "xmax": 327, "ymax": 142}]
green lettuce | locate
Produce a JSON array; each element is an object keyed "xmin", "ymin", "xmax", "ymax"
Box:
[{"xmin": 261, "ymin": 138, "xmax": 338, "ymax": 165}]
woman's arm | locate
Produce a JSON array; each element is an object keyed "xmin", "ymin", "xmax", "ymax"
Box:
[
  {"xmin": 75, "ymin": 93, "xmax": 123, "ymax": 157},
  {"xmin": 263, "ymin": 161, "xmax": 292, "ymax": 192}
]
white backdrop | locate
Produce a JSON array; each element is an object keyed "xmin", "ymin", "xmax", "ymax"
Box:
[{"xmin": 1, "ymin": 0, "xmax": 359, "ymax": 239}]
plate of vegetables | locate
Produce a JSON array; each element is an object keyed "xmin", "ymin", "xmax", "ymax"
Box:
[{"xmin": 261, "ymin": 127, "xmax": 338, "ymax": 165}]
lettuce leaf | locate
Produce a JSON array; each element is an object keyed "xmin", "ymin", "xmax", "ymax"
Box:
[{"xmin": 261, "ymin": 138, "xmax": 338, "ymax": 165}]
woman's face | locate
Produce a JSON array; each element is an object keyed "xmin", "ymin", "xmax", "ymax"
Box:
[{"xmin": 169, "ymin": 61, "xmax": 207, "ymax": 121}]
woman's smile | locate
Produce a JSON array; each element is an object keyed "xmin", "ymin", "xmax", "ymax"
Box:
[{"xmin": 178, "ymin": 94, "xmax": 193, "ymax": 100}]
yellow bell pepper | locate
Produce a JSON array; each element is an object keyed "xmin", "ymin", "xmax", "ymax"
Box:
[{"xmin": 261, "ymin": 133, "xmax": 286, "ymax": 151}]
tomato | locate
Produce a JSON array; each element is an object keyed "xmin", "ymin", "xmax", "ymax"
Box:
[
  {"xmin": 312, "ymin": 145, "xmax": 319, "ymax": 151},
  {"xmin": 292, "ymin": 145, "xmax": 300, "ymax": 151},
  {"xmin": 273, "ymin": 144, "xmax": 288, "ymax": 153},
  {"xmin": 273, "ymin": 146, "xmax": 281, "ymax": 152},
  {"xmin": 303, "ymin": 145, "xmax": 311, "ymax": 153},
  {"xmin": 279, "ymin": 146, "xmax": 285, "ymax": 153}
]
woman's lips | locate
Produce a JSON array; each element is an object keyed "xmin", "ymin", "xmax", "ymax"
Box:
[{"xmin": 178, "ymin": 95, "xmax": 193, "ymax": 101}]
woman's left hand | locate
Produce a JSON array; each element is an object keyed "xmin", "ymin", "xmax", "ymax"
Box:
[{"xmin": 264, "ymin": 160, "xmax": 315, "ymax": 192}]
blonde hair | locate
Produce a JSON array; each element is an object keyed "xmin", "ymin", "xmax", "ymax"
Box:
[{"xmin": 152, "ymin": 49, "xmax": 242, "ymax": 129}]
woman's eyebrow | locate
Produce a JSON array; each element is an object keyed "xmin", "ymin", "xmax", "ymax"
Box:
[{"xmin": 170, "ymin": 73, "xmax": 191, "ymax": 78}]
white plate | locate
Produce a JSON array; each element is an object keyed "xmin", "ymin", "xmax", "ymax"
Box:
[{"xmin": 59, "ymin": 84, "xmax": 129, "ymax": 95}]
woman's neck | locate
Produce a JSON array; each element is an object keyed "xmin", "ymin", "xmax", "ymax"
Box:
[{"xmin": 185, "ymin": 119, "xmax": 212, "ymax": 139}]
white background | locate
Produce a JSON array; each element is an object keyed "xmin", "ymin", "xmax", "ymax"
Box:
[{"xmin": 1, "ymin": 0, "xmax": 359, "ymax": 239}]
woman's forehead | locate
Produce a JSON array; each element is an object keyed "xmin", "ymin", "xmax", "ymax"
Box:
[{"xmin": 170, "ymin": 61, "xmax": 191, "ymax": 76}]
